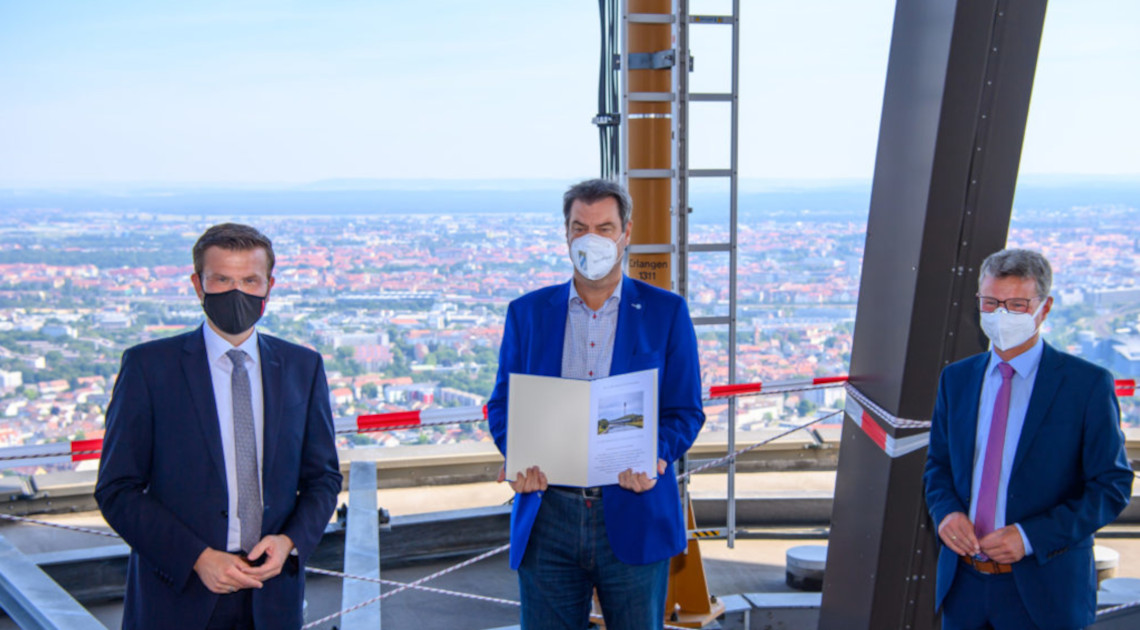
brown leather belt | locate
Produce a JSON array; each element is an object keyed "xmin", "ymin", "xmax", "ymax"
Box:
[{"xmin": 960, "ymin": 555, "xmax": 1012, "ymax": 575}]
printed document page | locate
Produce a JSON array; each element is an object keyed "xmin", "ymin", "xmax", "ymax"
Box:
[{"xmin": 506, "ymin": 369, "xmax": 658, "ymax": 487}]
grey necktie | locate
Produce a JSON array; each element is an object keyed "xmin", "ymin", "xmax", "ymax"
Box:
[{"xmin": 227, "ymin": 349, "xmax": 262, "ymax": 553}]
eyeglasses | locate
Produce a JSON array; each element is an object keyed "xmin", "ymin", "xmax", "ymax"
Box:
[{"xmin": 977, "ymin": 295, "xmax": 1041, "ymax": 314}]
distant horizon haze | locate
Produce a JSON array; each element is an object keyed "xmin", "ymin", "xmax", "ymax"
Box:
[
  {"xmin": 1, "ymin": 176, "xmax": 1137, "ymax": 220},
  {"xmin": 2, "ymin": 172, "xmax": 1138, "ymax": 191}
]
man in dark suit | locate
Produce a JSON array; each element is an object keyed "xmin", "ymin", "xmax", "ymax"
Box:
[
  {"xmin": 96, "ymin": 223, "xmax": 342, "ymax": 630},
  {"xmin": 488, "ymin": 179, "xmax": 705, "ymax": 629},
  {"xmin": 924, "ymin": 248, "xmax": 1133, "ymax": 630}
]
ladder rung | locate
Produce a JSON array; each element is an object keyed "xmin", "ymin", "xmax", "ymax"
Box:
[
  {"xmin": 690, "ymin": 169, "xmax": 733, "ymax": 178},
  {"xmin": 690, "ymin": 15, "xmax": 736, "ymax": 25},
  {"xmin": 689, "ymin": 243, "xmax": 731, "ymax": 253},
  {"xmin": 628, "ymin": 13, "xmax": 675, "ymax": 24},
  {"xmin": 690, "ymin": 93, "xmax": 733, "ymax": 102},
  {"xmin": 627, "ymin": 244, "xmax": 674, "ymax": 255},
  {"xmin": 627, "ymin": 169, "xmax": 673, "ymax": 179},
  {"xmin": 629, "ymin": 92, "xmax": 674, "ymax": 102},
  {"xmin": 692, "ymin": 316, "xmax": 732, "ymax": 326}
]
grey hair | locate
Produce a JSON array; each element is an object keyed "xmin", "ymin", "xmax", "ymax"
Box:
[
  {"xmin": 978, "ymin": 248, "xmax": 1052, "ymax": 297},
  {"xmin": 562, "ymin": 179, "xmax": 633, "ymax": 229}
]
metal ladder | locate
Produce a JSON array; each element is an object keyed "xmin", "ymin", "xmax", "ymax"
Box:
[
  {"xmin": 676, "ymin": 0, "xmax": 742, "ymax": 547},
  {"xmin": 613, "ymin": 0, "xmax": 741, "ymax": 545}
]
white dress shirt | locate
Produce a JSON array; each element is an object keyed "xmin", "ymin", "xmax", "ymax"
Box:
[{"xmin": 202, "ymin": 324, "xmax": 265, "ymax": 553}]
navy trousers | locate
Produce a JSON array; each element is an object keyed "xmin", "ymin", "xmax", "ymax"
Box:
[{"xmin": 942, "ymin": 563, "xmax": 1084, "ymax": 630}]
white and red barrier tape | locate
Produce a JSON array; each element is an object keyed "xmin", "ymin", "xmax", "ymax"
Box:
[
  {"xmin": 843, "ymin": 384, "xmax": 931, "ymax": 458},
  {"xmin": 2, "ymin": 376, "xmax": 1135, "ymax": 470},
  {"xmin": 0, "ymin": 439, "xmax": 104, "ymax": 468},
  {"xmin": 341, "ymin": 405, "xmax": 488, "ymax": 434},
  {"xmin": 707, "ymin": 375, "xmax": 849, "ymax": 399}
]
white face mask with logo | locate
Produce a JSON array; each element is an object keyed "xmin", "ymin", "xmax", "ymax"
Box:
[
  {"xmin": 570, "ymin": 233, "xmax": 623, "ymax": 281},
  {"xmin": 979, "ymin": 299, "xmax": 1045, "ymax": 351}
]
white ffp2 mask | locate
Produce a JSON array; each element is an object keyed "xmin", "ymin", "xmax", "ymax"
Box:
[{"xmin": 570, "ymin": 233, "xmax": 621, "ymax": 281}]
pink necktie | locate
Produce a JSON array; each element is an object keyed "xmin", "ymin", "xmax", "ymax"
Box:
[{"xmin": 975, "ymin": 362, "xmax": 1015, "ymax": 549}]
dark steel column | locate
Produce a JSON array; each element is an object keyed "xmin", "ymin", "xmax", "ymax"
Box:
[{"xmin": 818, "ymin": 1, "xmax": 1048, "ymax": 629}]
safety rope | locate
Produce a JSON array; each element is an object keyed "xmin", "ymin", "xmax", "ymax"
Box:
[
  {"xmin": 1096, "ymin": 598, "xmax": 1140, "ymax": 617},
  {"xmin": 843, "ymin": 383, "xmax": 931, "ymax": 429},
  {"xmin": 0, "ymin": 512, "xmax": 119, "ymax": 538},
  {"xmin": 305, "ymin": 566, "xmax": 521, "ymax": 607},
  {"xmin": 678, "ymin": 409, "xmax": 843, "ymax": 480},
  {"xmin": 300, "ymin": 543, "xmax": 509, "ymax": 629}
]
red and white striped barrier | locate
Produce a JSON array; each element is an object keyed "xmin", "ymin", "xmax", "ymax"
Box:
[
  {"xmin": 0, "ymin": 438, "xmax": 103, "ymax": 468},
  {"xmin": 1, "ymin": 377, "xmax": 1135, "ymax": 470},
  {"xmin": 708, "ymin": 375, "xmax": 849, "ymax": 399},
  {"xmin": 340, "ymin": 406, "xmax": 487, "ymax": 434},
  {"xmin": 843, "ymin": 385, "xmax": 931, "ymax": 458},
  {"xmin": 1119, "ymin": 379, "xmax": 1136, "ymax": 398}
]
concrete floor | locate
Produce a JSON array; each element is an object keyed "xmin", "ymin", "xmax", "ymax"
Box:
[{"xmin": 9, "ymin": 534, "xmax": 1138, "ymax": 629}]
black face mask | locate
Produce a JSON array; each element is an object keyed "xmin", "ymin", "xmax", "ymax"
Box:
[{"xmin": 201, "ymin": 288, "xmax": 266, "ymax": 335}]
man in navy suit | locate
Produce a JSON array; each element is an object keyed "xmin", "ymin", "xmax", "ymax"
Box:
[
  {"xmin": 488, "ymin": 179, "xmax": 705, "ymax": 629},
  {"xmin": 96, "ymin": 223, "xmax": 342, "ymax": 630},
  {"xmin": 924, "ymin": 248, "xmax": 1132, "ymax": 630}
]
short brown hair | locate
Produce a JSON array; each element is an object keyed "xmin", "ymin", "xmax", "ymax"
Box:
[
  {"xmin": 192, "ymin": 223, "xmax": 276, "ymax": 277},
  {"xmin": 563, "ymin": 178, "xmax": 633, "ymax": 229}
]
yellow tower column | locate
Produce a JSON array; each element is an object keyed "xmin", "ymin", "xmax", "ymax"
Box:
[{"xmin": 625, "ymin": 0, "xmax": 673, "ymax": 291}]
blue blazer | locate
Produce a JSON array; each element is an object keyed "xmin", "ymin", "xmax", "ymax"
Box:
[
  {"xmin": 488, "ymin": 277, "xmax": 706, "ymax": 569},
  {"xmin": 923, "ymin": 342, "xmax": 1133, "ymax": 629},
  {"xmin": 95, "ymin": 326, "xmax": 343, "ymax": 630}
]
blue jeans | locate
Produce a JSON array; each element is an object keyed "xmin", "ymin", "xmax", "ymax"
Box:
[{"xmin": 518, "ymin": 487, "xmax": 669, "ymax": 630}]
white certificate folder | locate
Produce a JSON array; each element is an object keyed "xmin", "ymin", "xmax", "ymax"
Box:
[{"xmin": 505, "ymin": 368, "xmax": 658, "ymax": 488}]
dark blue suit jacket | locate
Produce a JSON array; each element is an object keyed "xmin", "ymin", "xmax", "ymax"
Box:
[
  {"xmin": 488, "ymin": 277, "xmax": 705, "ymax": 569},
  {"xmin": 924, "ymin": 342, "xmax": 1133, "ymax": 629},
  {"xmin": 95, "ymin": 326, "xmax": 343, "ymax": 630}
]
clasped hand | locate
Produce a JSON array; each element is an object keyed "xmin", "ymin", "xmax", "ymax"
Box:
[
  {"xmin": 937, "ymin": 512, "xmax": 1025, "ymax": 564},
  {"xmin": 193, "ymin": 534, "xmax": 295, "ymax": 594}
]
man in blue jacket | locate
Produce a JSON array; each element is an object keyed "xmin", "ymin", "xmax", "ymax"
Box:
[
  {"xmin": 924, "ymin": 248, "xmax": 1132, "ymax": 630},
  {"xmin": 488, "ymin": 179, "xmax": 705, "ymax": 629},
  {"xmin": 96, "ymin": 223, "xmax": 342, "ymax": 630}
]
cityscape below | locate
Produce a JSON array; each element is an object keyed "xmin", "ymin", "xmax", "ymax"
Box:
[{"xmin": 1, "ymin": 181, "xmax": 1139, "ymax": 477}]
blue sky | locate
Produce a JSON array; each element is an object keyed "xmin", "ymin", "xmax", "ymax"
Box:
[{"xmin": 0, "ymin": 0, "xmax": 1136, "ymax": 186}]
